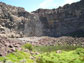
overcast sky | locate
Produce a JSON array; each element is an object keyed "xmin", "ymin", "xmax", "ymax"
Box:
[{"xmin": 0, "ymin": 0, "xmax": 80, "ymax": 12}]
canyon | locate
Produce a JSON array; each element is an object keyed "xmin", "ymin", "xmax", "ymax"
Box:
[{"xmin": 0, "ymin": 0, "xmax": 84, "ymax": 37}]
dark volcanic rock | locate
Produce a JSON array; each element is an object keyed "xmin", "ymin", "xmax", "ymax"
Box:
[
  {"xmin": 0, "ymin": 2, "xmax": 43, "ymax": 37},
  {"xmin": 0, "ymin": 0, "xmax": 84, "ymax": 37},
  {"xmin": 33, "ymin": 0, "xmax": 84, "ymax": 37}
]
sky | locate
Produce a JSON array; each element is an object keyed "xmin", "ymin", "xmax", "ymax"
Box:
[{"xmin": 0, "ymin": 0, "xmax": 80, "ymax": 12}]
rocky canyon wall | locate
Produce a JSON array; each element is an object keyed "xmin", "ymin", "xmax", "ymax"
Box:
[
  {"xmin": 0, "ymin": 0, "xmax": 84, "ymax": 37},
  {"xmin": 33, "ymin": 0, "xmax": 84, "ymax": 37},
  {"xmin": 0, "ymin": 2, "xmax": 43, "ymax": 37}
]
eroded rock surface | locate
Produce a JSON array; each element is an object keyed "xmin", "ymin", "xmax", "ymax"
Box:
[
  {"xmin": 33, "ymin": 0, "xmax": 84, "ymax": 37},
  {"xmin": 0, "ymin": 0, "xmax": 84, "ymax": 37},
  {"xmin": 0, "ymin": 2, "xmax": 43, "ymax": 37}
]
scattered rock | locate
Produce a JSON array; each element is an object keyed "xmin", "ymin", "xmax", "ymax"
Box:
[
  {"xmin": 56, "ymin": 50, "xmax": 62, "ymax": 53},
  {"xmin": 0, "ymin": 36, "xmax": 24, "ymax": 56},
  {"xmin": 18, "ymin": 36, "xmax": 84, "ymax": 46}
]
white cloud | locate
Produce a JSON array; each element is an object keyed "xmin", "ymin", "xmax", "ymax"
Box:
[
  {"xmin": 39, "ymin": 0, "xmax": 55, "ymax": 8},
  {"xmin": 38, "ymin": 0, "xmax": 80, "ymax": 9},
  {"xmin": 64, "ymin": 0, "xmax": 80, "ymax": 4}
]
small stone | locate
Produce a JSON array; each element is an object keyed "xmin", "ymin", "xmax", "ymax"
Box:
[{"xmin": 56, "ymin": 50, "xmax": 62, "ymax": 53}]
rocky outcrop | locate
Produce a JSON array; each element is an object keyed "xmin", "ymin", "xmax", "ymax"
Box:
[
  {"xmin": 0, "ymin": 0, "xmax": 84, "ymax": 37},
  {"xmin": 33, "ymin": 0, "xmax": 84, "ymax": 37},
  {"xmin": 0, "ymin": 2, "xmax": 43, "ymax": 37}
]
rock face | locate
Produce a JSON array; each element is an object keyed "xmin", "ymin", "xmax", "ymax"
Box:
[
  {"xmin": 33, "ymin": 0, "xmax": 84, "ymax": 37},
  {"xmin": 0, "ymin": 0, "xmax": 84, "ymax": 37},
  {"xmin": 0, "ymin": 2, "xmax": 43, "ymax": 37}
]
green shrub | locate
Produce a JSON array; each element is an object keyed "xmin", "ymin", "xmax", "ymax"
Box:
[
  {"xmin": 23, "ymin": 43, "xmax": 33, "ymax": 50},
  {"xmin": 75, "ymin": 48, "xmax": 84, "ymax": 56}
]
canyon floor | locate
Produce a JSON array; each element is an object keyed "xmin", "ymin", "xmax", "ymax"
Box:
[{"xmin": 0, "ymin": 36, "xmax": 84, "ymax": 63}]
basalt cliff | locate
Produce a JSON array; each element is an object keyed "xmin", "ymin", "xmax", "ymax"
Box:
[{"xmin": 0, "ymin": 0, "xmax": 84, "ymax": 37}]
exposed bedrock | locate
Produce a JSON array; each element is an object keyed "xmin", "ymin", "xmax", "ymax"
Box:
[{"xmin": 0, "ymin": 0, "xmax": 84, "ymax": 37}]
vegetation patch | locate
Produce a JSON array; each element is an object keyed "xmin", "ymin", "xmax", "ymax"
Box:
[
  {"xmin": 23, "ymin": 43, "xmax": 33, "ymax": 51},
  {"xmin": 36, "ymin": 48, "xmax": 84, "ymax": 63},
  {"xmin": 0, "ymin": 51, "xmax": 34, "ymax": 63},
  {"xmin": 34, "ymin": 45, "xmax": 82, "ymax": 53},
  {"xmin": 0, "ymin": 43, "xmax": 84, "ymax": 63}
]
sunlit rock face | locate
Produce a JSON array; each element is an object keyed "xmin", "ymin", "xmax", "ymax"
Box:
[
  {"xmin": 0, "ymin": 2, "xmax": 44, "ymax": 37},
  {"xmin": 0, "ymin": 0, "xmax": 84, "ymax": 37},
  {"xmin": 33, "ymin": 0, "xmax": 84, "ymax": 37}
]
